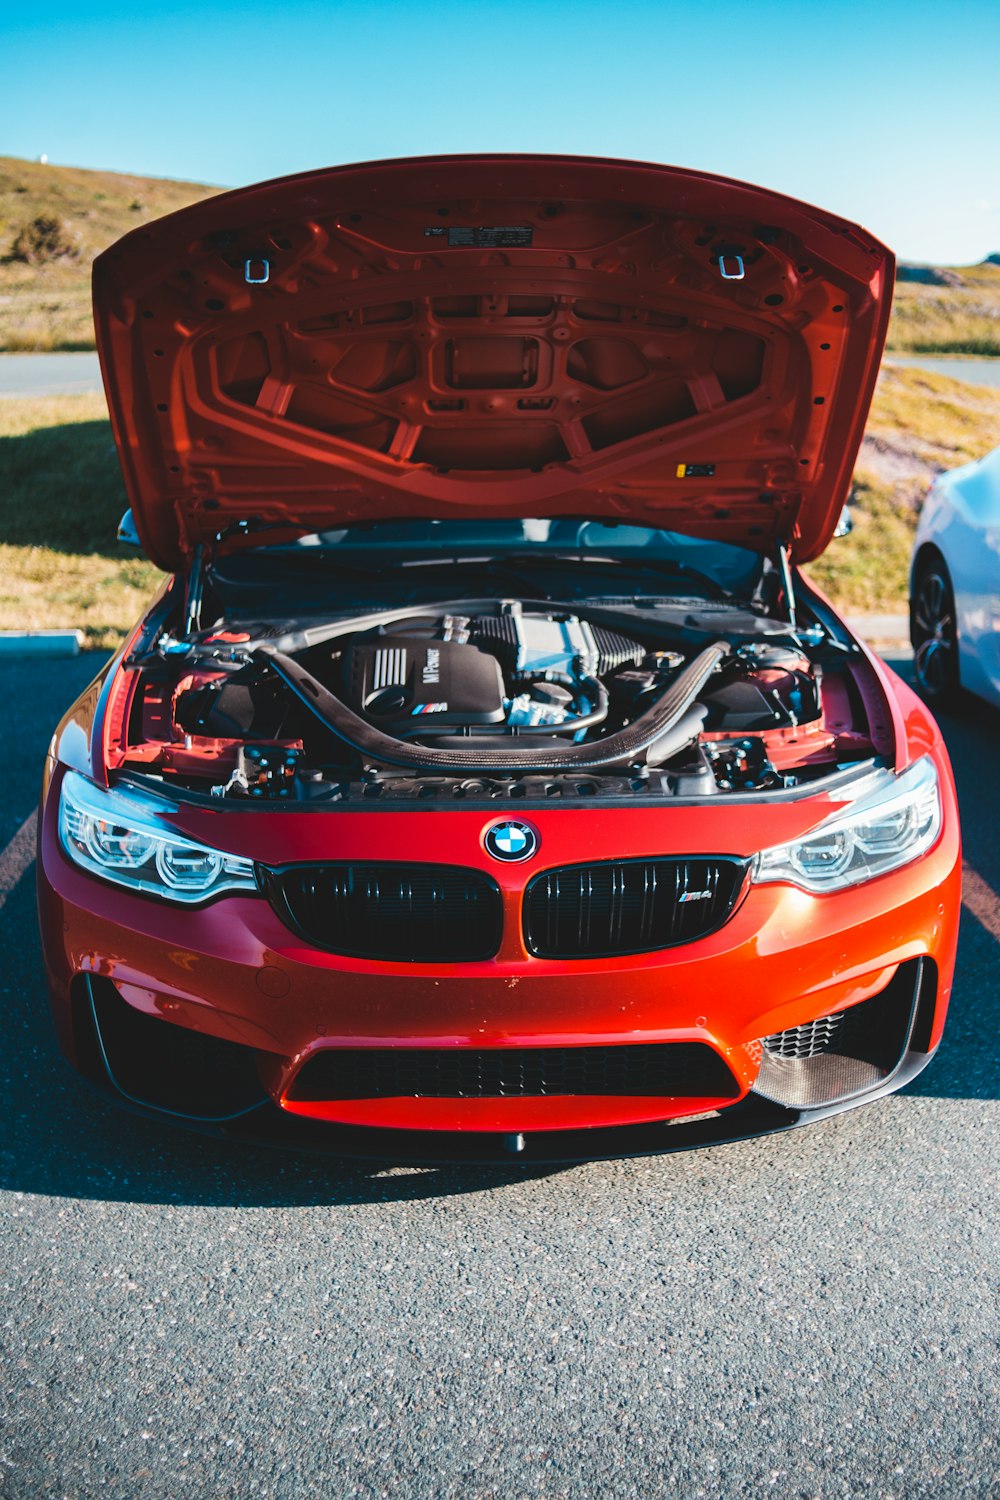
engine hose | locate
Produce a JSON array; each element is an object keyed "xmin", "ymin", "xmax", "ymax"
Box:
[
  {"xmin": 427, "ymin": 672, "xmax": 608, "ymax": 738},
  {"xmin": 536, "ymin": 672, "xmax": 608, "ymax": 736},
  {"xmin": 427, "ymin": 700, "xmax": 706, "ymax": 758},
  {"xmin": 257, "ymin": 641, "xmax": 727, "ymax": 772}
]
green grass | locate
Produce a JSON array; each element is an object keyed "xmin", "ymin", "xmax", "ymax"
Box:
[
  {"xmin": 2, "ymin": 366, "xmax": 999, "ymax": 648},
  {"xmin": 802, "ymin": 474, "xmax": 916, "ymax": 613},
  {"xmin": 0, "ymin": 394, "xmax": 161, "ymax": 649}
]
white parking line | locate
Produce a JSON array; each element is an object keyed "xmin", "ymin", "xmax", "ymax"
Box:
[
  {"xmin": 0, "ymin": 811, "xmax": 38, "ymax": 910},
  {"xmin": 962, "ymin": 861, "xmax": 1000, "ymax": 945}
]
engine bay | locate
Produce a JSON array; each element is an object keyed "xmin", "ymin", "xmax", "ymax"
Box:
[{"xmin": 112, "ymin": 589, "xmax": 891, "ymax": 804}]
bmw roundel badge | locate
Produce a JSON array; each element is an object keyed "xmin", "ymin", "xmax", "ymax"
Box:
[{"xmin": 484, "ymin": 820, "xmax": 539, "ymax": 863}]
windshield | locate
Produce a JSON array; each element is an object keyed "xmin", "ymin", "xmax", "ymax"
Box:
[{"xmin": 248, "ymin": 519, "xmax": 763, "ymax": 592}]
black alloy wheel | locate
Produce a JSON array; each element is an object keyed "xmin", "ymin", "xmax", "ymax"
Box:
[{"xmin": 911, "ymin": 559, "xmax": 959, "ymax": 705}]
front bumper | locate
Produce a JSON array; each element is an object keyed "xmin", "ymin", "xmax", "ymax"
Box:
[
  {"xmin": 69, "ymin": 958, "xmax": 941, "ymax": 1163},
  {"xmin": 38, "ymin": 762, "xmax": 961, "ymax": 1159}
]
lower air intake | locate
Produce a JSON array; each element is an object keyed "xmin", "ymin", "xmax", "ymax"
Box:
[
  {"xmin": 286, "ymin": 1042, "xmax": 740, "ymax": 1102},
  {"xmin": 753, "ymin": 960, "xmax": 933, "ymax": 1111}
]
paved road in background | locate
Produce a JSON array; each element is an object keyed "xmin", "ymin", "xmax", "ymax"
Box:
[
  {"xmin": 2, "ymin": 350, "xmax": 999, "ymax": 399},
  {"xmin": 883, "ymin": 354, "xmax": 1000, "ymax": 389},
  {"xmin": 0, "ymin": 351, "xmax": 103, "ymax": 397},
  {"xmin": 0, "ymin": 650, "xmax": 997, "ymax": 1497}
]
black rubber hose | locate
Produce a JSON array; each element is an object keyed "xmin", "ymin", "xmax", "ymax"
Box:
[
  {"xmin": 426, "ymin": 672, "xmax": 608, "ymax": 738},
  {"xmin": 257, "ymin": 640, "xmax": 728, "ymax": 772},
  {"xmin": 539, "ymin": 672, "xmax": 609, "ymax": 736},
  {"xmin": 429, "ymin": 702, "xmax": 707, "ymax": 762}
]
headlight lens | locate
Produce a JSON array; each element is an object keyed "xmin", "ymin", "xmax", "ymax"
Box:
[
  {"xmin": 753, "ymin": 756, "xmax": 942, "ymax": 893},
  {"xmin": 59, "ymin": 770, "xmax": 257, "ymax": 904}
]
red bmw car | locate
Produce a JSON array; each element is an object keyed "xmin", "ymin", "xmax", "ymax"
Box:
[{"xmin": 37, "ymin": 156, "xmax": 961, "ymax": 1161}]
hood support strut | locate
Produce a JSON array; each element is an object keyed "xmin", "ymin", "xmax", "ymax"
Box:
[
  {"xmin": 184, "ymin": 545, "xmax": 205, "ymax": 635},
  {"xmin": 776, "ymin": 543, "xmax": 798, "ymax": 634}
]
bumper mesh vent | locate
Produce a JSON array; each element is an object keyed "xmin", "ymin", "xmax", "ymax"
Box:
[
  {"xmin": 763, "ymin": 1012, "xmax": 846, "ymax": 1059},
  {"xmin": 523, "ymin": 857, "xmax": 747, "ymax": 958},
  {"xmin": 287, "ymin": 1042, "xmax": 740, "ymax": 1102},
  {"xmin": 263, "ymin": 862, "xmax": 503, "ymax": 961}
]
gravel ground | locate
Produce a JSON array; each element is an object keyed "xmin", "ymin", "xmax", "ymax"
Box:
[{"xmin": 1, "ymin": 651, "xmax": 997, "ymax": 1499}]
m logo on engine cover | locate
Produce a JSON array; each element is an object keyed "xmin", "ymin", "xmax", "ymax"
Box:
[{"xmin": 484, "ymin": 820, "xmax": 539, "ymax": 863}]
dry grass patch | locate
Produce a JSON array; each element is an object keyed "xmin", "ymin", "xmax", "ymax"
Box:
[
  {"xmin": 803, "ymin": 366, "xmax": 1000, "ymax": 612},
  {"xmin": 887, "ymin": 263, "xmax": 1000, "ymax": 356},
  {"xmin": 0, "ymin": 157, "xmax": 219, "ymax": 352}
]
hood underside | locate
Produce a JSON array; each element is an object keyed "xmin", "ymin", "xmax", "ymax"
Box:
[{"xmin": 93, "ymin": 155, "xmax": 893, "ymax": 571}]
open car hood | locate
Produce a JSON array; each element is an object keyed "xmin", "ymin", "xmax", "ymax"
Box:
[{"xmin": 93, "ymin": 155, "xmax": 893, "ymax": 571}]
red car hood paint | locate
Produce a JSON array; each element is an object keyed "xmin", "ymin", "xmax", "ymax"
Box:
[{"xmin": 93, "ymin": 155, "xmax": 893, "ymax": 571}]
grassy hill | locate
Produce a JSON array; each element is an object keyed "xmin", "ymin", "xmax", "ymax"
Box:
[
  {"xmin": 1, "ymin": 156, "xmax": 999, "ymax": 353},
  {"xmin": 0, "ymin": 157, "xmax": 219, "ymax": 350},
  {"xmin": 803, "ymin": 363, "xmax": 1000, "ymax": 611},
  {"xmin": 891, "ymin": 260, "xmax": 1000, "ymax": 355}
]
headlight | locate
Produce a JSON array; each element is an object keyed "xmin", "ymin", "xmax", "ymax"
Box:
[
  {"xmin": 753, "ymin": 756, "xmax": 941, "ymax": 893},
  {"xmin": 58, "ymin": 770, "xmax": 258, "ymax": 904}
]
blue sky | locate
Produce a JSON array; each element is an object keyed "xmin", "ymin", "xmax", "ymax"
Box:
[{"xmin": 2, "ymin": 0, "xmax": 999, "ymax": 263}]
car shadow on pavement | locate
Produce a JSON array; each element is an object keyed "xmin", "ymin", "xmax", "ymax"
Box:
[
  {"xmin": 1, "ymin": 869, "xmax": 573, "ymax": 1208},
  {"xmin": 878, "ymin": 652, "xmax": 1000, "ymax": 1107}
]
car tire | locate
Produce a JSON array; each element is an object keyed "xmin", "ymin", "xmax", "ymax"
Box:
[{"xmin": 911, "ymin": 556, "xmax": 960, "ymax": 706}]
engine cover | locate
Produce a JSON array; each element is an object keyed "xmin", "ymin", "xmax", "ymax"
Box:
[
  {"xmin": 345, "ymin": 637, "xmax": 506, "ymax": 735},
  {"xmin": 472, "ymin": 607, "xmax": 643, "ymax": 679}
]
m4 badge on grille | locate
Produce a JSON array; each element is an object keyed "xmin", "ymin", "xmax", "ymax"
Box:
[
  {"xmin": 484, "ymin": 820, "xmax": 539, "ymax": 863},
  {"xmin": 678, "ymin": 889, "xmax": 713, "ymax": 903}
]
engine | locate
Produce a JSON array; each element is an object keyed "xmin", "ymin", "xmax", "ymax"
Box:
[
  {"xmin": 341, "ymin": 604, "xmax": 649, "ymax": 741},
  {"xmin": 124, "ymin": 597, "xmax": 880, "ymax": 801}
]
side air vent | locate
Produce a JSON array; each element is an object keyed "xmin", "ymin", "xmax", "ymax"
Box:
[
  {"xmin": 763, "ymin": 1013, "xmax": 846, "ymax": 1059},
  {"xmin": 753, "ymin": 960, "xmax": 932, "ymax": 1110}
]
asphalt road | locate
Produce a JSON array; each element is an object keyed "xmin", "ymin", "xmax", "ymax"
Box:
[
  {"xmin": 1, "ymin": 352, "xmax": 999, "ymax": 400},
  {"xmin": 0, "ymin": 352, "xmax": 103, "ymax": 398},
  {"xmin": 0, "ymin": 649, "xmax": 997, "ymax": 1498}
]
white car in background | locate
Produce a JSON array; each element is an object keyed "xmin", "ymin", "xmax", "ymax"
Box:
[{"xmin": 910, "ymin": 445, "xmax": 1000, "ymax": 708}]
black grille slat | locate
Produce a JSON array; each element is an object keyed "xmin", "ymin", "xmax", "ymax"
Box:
[
  {"xmin": 523, "ymin": 857, "xmax": 747, "ymax": 958},
  {"xmin": 264, "ymin": 862, "xmax": 503, "ymax": 961},
  {"xmin": 287, "ymin": 1042, "xmax": 740, "ymax": 1102}
]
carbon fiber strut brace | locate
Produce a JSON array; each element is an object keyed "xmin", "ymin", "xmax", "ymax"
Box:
[{"xmin": 257, "ymin": 640, "xmax": 728, "ymax": 773}]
